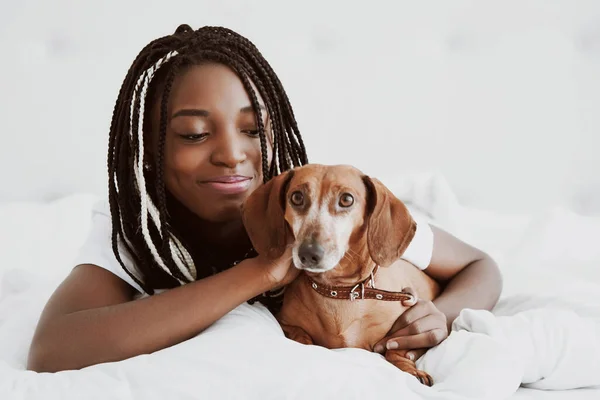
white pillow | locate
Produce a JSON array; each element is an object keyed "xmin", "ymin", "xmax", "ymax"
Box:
[{"xmin": 0, "ymin": 193, "xmax": 99, "ymax": 281}]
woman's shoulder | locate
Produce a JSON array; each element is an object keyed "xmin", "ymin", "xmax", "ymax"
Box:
[
  {"xmin": 73, "ymin": 197, "xmax": 145, "ymax": 294},
  {"xmin": 401, "ymin": 206, "xmax": 434, "ymax": 270}
]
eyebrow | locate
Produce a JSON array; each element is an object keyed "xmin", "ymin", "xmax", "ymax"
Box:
[
  {"xmin": 171, "ymin": 104, "xmax": 266, "ymax": 120},
  {"xmin": 171, "ymin": 109, "xmax": 210, "ymax": 120},
  {"xmin": 240, "ymin": 104, "xmax": 266, "ymax": 114}
]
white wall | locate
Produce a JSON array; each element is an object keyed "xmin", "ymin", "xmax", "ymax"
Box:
[{"xmin": 1, "ymin": 0, "xmax": 599, "ymax": 214}]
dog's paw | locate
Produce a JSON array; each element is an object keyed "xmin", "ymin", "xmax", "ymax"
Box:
[
  {"xmin": 385, "ymin": 349, "xmax": 433, "ymax": 386},
  {"xmin": 280, "ymin": 324, "xmax": 314, "ymax": 345},
  {"xmin": 412, "ymin": 369, "xmax": 433, "ymax": 386}
]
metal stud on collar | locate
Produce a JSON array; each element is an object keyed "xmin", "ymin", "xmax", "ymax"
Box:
[
  {"xmin": 376, "ymin": 294, "xmax": 383, "ymax": 300},
  {"xmin": 330, "ymin": 291, "xmax": 337, "ymax": 297},
  {"xmin": 312, "ymin": 283, "xmax": 318, "ymax": 289}
]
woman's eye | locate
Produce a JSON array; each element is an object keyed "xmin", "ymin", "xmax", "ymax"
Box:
[
  {"xmin": 339, "ymin": 193, "xmax": 354, "ymax": 208},
  {"xmin": 179, "ymin": 133, "xmax": 208, "ymax": 141},
  {"xmin": 290, "ymin": 191, "xmax": 304, "ymax": 206},
  {"xmin": 242, "ymin": 129, "xmax": 260, "ymax": 137}
]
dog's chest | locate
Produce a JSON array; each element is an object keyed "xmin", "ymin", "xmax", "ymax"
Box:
[
  {"xmin": 279, "ymin": 282, "xmax": 410, "ymax": 351},
  {"xmin": 321, "ymin": 301, "xmax": 407, "ymax": 349}
]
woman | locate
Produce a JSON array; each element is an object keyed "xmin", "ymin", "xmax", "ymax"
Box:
[{"xmin": 27, "ymin": 24, "xmax": 502, "ymax": 373}]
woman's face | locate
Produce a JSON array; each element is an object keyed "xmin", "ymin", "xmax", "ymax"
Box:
[{"xmin": 148, "ymin": 63, "xmax": 273, "ymax": 223}]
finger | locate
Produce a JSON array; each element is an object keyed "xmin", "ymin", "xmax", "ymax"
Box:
[
  {"xmin": 392, "ymin": 314, "xmax": 446, "ymax": 337},
  {"xmin": 400, "ymin": 286, "xmax": 418, "ymax": 306},
  {"xmin": 374, "ymin": 329, "xmax": 415, "ymax": 354},
  {"xmin": 285, "ymin": 268, "xmax": 301, "ymax": 284},
  {"xmin": 374, "ymin": 315, "xmax": 444, "ymax": 353},
  {"xmin": 388, "ymin": 300, "xmax": 433, "ymax": 333},
  {"xmin": 283, "ymin": 245, "xmax": 294, "ymax": 256},
  {"xmin": 385, "ymin": 328, "xmax": 447, "ymax": 351},
  {"xmin": 405, "ymin": 348, "xmax": 427, "ymax": 361},
  {"xmin": 373, "ymin": 338, "xmax": 388, "ymax": 354}
]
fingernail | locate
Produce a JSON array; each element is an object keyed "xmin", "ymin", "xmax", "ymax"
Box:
[
  {"xmin": 374, "ymin": 345, "xmax": 383, "ymax": 353},
  {"xmin": 386, "ymin": 341, "xmax": 398, "ymax": 350},
  {"xmin": 407, "ymin": 352, "xmax": 415, "ymax": 361}
]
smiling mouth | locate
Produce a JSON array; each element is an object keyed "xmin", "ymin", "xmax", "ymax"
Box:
[
  {"xmin": 203, "ymin": 175, "xmax": 252, "ymax": 184},
  {"xmin": 200, "ymin": 176, "xmax": 253, "ymax": 194}
]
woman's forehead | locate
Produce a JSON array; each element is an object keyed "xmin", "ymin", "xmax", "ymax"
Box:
[{"xmin": 168, "ymin": 63, "xmax": 265, "ymax": 112}]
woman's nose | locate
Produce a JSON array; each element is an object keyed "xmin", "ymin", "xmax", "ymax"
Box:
[{"xmin": 210, "ymin": 129, "xmax": 247, "ymax": 168}]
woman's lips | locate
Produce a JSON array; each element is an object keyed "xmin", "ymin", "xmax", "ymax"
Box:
[{"xmin": 200, "ymin": 176, "xmax": 253, "ymax": 195}]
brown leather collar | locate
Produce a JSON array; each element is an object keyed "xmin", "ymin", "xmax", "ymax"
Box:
[{"xmin": 304, "ymin": 267, "xmax": 415, "ymax": 303}]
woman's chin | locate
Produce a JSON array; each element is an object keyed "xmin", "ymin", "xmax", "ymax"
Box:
[{"xmin": 205, "ymin": 205, "xmax": 244, "ymax": 224}]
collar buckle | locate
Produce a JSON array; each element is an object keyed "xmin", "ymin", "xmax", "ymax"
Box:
[{"xmin": 349, "ymin": 282, "xmax": 365, "ymax": 301}]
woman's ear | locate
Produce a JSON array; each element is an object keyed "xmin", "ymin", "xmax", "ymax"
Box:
[
  {"xmin": 242, "ymin": 170, "xmax": 295, "ymax": 259},
  {"xmin": 362, "ymin": 176, "xmax": 416, "ymax": 267}
]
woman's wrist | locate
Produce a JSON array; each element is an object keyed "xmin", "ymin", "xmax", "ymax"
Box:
[{"xmin": 235, "ymin": 256, "xmax": 277, "ymax": 295}]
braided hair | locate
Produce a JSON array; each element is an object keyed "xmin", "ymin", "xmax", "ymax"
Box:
[{"xmin": 107, "ymin": 24, "xmax": 308, "ymax": 295}]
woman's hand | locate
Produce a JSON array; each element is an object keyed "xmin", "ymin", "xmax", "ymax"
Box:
[
  {"xmin": 373, "ymin": 299, "xmax": 448, "ymax": 361},
  {"xmin": 252, "ymin": 246, "xmax": 299, "ymax": 290}
]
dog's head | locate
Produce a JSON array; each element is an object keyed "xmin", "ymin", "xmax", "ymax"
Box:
[{"xmin": 241, "ymin": 164, "xmax": 416, "ymax": 280}]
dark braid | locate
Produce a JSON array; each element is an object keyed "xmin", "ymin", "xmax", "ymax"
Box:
[
  {"xmin": 106, "ymin": 25, "xmax": 308, "ymax": 295},
  {"xmin": 155, "ymin": 58, "xmax": 190, "ymax": 282}
]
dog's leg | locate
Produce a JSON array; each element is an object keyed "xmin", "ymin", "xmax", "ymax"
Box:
[
  {"xmin": 280, "ymin": 323, "xmax": 314, "ymax": 345},
  {"xmin": 385, "ymin": 349, "xmax": 433, "ymax": 386}
]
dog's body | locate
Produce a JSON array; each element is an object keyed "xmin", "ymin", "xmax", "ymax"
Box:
[
  {"xmin": 278, "ymin": 259, "xmax": 440, "ymax": 350},
  {"xmin": 242, "ymin": 164, "xmax": 441, "ymax": 385}
]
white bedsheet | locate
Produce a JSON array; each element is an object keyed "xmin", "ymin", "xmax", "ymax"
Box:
[{"xmin": 1, "ymin": 173, "xmax": 599, "ymax": 399}]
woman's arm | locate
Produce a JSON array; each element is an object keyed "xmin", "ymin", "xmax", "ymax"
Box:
[
  {"xmin": 374, "ymin": 226, "xmax": 502, "ymax": 357},
  {"xmin": 427, "ymin": 226, "xmax": 503, "ymax": 329},
  {"xmin": 27, "ymin": 250, "xmax": 294, "ymax": 373}
]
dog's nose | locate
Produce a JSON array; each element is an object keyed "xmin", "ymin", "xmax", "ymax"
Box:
[{"xmin": 298, "ymin": 241, "xmax": 325, "ymax": 268}]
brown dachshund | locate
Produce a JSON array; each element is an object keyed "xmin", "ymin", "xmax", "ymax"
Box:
[{"xmin": 242, "ymin": 164, "xmax": 441, "ymax": 385}]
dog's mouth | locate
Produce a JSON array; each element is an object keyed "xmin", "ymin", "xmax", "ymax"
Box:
[
  {"xmin": 296, "ymin": 265, "xmax": 335, "ymax": 274},
  {"xmin": 292, "ymin": 245, "xmax": 341, "ymax": 273}
]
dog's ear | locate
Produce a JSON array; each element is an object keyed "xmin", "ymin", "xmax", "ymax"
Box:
[
  {"xmin": 362, "ymin": 176, "xmax": 416, "ymax": 267},
  {"xmin": 242, "ymin": 170, "xmax": 295, "ymax": 259}
]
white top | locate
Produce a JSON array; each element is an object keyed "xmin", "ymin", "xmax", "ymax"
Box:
[
  {"xmin": 72, "ymin": 200, "xmax": 145, "ymax": 293},
  {"xmin": 73, "ymin": 200, "xmax": 434, "ymax": 294}
]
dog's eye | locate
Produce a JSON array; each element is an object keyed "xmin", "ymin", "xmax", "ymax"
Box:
[
  {"xmin": 290, "ymin": 191, "xmax": 304, "ymax": 206},
  {"xmin": 339, "ymin": 193, "xmax": 354, "ymax": 208}
]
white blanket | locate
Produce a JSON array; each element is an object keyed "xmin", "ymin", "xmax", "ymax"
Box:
[
  {"xmin": 1, "ymin": 283, "xmax": 599, "ymax": 400},
  {"xmin": 1, "ymin": 173, "xmax": 600, "ymax": 400},
  {"xmin": 419, "ymin": 301, "xmax": 600, "ymax": 398}
]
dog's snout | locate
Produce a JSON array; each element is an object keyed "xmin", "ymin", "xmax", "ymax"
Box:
[{"xmin": 298, "ymin": 241, "xmax": 325, "ymax": 268}]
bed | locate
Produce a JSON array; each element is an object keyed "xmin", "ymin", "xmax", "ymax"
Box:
[
  {"xmin": 1, "ymin": 172, "xmax": 598, "ymax": 399},
  {"xmin": 2, "ymin": 1, "xmax": 600, "ymax": 397}
]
